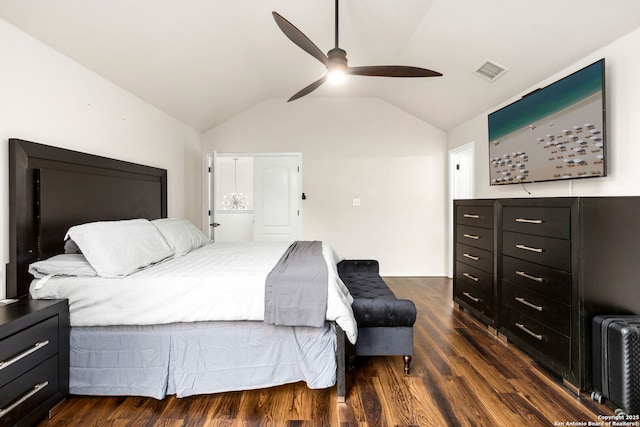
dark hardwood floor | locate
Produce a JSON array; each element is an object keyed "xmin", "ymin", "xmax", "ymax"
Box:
[{"xmin": 39, "ymin": 277, "xmax": 612, "ymax": 426}]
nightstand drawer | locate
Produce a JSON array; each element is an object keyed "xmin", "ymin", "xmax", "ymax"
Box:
[
  {"xmin": 456, "ymin": 243, "xmax": 493, "ymax": 273},
  {"xmin": 503, "ymin": 206, "xmax": 571, "ymax": 239},
  {"xmin": 0, "ymin": 355, "xmax": 58, "ymax": 426},
  {"xmin": 0, "ymin": 316, "xmax": 59, "ymax": 388},
  {"xmin": 503, "ymin": 231, "xmax": 571, "ymax": 271},
  {"xmin": 0, "ymin": 299, "xmax": 68, "ymax": 426},
  {"xmin": 456, "ymin": 225, "xmax": 494, "ymax": 252},
  {"xmin": 456, "ymin": 205, "xmax": 494, "ymax": 229}
]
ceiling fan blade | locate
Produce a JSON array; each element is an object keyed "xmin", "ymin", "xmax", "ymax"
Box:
[
  {"xmin": 288, "ymin": 75, "xmax": 328, "ymax": 102},
  {"xmin": 347, "ymin": 66, "xmax": 443, "ymax": 78},
  {"xmin": 272, "ymin": 12, "xmax": 328, "ymax": 66}
]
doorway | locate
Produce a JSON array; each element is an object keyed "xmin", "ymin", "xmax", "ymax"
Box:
[
  {"xmin": 448, "ymin": 142, "xmax": 475, "ymax": 277},
  {"xmin": 206, "ymin": 152, "xmax": 302, "ymax": 242}
]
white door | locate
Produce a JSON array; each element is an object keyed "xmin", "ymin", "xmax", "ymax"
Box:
[
  {"xmin": 448, "ymin": 142, "xmax": 475, "ymax": 277},
  {"xmin": 450, "ymin": 146, "xmax": 475, "ymax": 201},
  {"xmin": 253, "ymin": 155, "xmax": 302, "ymax": 241}
]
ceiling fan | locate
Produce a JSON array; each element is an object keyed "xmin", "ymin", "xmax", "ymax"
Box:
[{"xmin": 272, "ymin": 0, "xmax": 443, "ymax": 102}]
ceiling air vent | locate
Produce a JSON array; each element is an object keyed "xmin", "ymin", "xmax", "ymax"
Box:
[{"xmin": 475, "ymin": 59, "xmax": 508, "ymax": 81}]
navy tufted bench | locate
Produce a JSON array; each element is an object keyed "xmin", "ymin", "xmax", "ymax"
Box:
[{"xmin": 337, "ymin": 259, "xmax": 417, "ymax": 374}]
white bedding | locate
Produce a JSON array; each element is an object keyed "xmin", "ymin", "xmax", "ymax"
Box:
[{"xmin": 30, "ymin": 241, "xmax": 358, "ymax": 344}]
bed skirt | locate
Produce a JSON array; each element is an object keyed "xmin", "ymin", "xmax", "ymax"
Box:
[{"xmin": 70, "ymin": 321, "xmax": 338, "ymax": 399}]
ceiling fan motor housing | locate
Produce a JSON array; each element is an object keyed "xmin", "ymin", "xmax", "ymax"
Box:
[{"xmin": 327, "ymin": 47, "xmax": 348, "ymax": 72}]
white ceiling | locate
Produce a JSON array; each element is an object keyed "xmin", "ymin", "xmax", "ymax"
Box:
[{"xmin": 1, "ymin": 0, "xmax": 640, "ymax": 132}]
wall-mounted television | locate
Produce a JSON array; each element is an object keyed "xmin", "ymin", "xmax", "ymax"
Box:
[{"xmin": 488, "ymin": 58, "xmax": 606, "ymax": 185}]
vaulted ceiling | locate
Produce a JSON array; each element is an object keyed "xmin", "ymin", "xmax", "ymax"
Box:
[{"xmin": 1, "ymin": 0, "xmax": 640, "ymax": 132}]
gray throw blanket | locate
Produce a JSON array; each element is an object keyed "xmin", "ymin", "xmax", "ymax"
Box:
[{"xmin": 264, "ymin": 241, "xmax": 328, "ymax": 328}]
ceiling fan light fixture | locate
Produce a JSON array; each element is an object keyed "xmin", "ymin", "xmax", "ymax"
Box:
[
  {"xmin": 327, "ymin": 68, "xmax": 347, "ymax": 84},
  {"xmin": 326, "ymin": 47, "xmax": 348, "ymax": 84}
]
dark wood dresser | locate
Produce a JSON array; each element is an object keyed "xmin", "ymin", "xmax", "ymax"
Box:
[
  {"xmin": 453, "ymin": 197, "xmax": 640, "ymax": 392},
  {"xmin": 499, "ymin": 198, "xmax": 576, "ymax": 388},
  {"xmin": 0, "ymin": 299, "xmax": 69, "ymax": 426},
  {"xmin": 453, "ymin": 199, "xmax": 499, "ymax": 328}
]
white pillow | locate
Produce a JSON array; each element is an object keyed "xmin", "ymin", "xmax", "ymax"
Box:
[
  {"xmin": 65, "ymin": 219, "xmax": 174, "ymax": 277},
  {"xmin": 29, "ymin": 254, "xmax": 97, "ymax": 279},
  {"xmin": 152, "ymin": 218, "xmax": 210, "ymax": 256}
]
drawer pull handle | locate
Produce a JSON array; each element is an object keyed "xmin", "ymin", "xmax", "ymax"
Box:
[
  {"xmin": 515, "ymin": 297, "xmax": 543, "ymax": 312},
  {"xmin": 463, "ymin": 292, "xmax": 480, "ymax": 302},
  {"xmin": 0, "ymin": 340, "xmax": 49, "ymax": 371},
  {"xmin": 463, "ymin": 214, "xmax": 480, "ymax": 219},
  {"xmin": 0, "ymin": 381, "xmax": 49, "ymax": 419},
  {"xmin": 515, "ymin": 244, "xmax": 543, "ymax": 253},
  {"xmin": 463, "ymin": 233, "xmax": 480, "ymax": 240},
  {"xmin": 515, "ymin": 271, "xmax": 544, "ymax": 283},
  {"xmin": 515, "ymin": 218, "xmax": 543, "ymax": 224},
  {"xmin": 463, "ymin": 253, "xmax": 480, "ymax": 261},
  {"xmin": 462, "ymin": 272, "xmax": 479, "ymax": 282},
  {"xmin": 515, "ymin": 323, "xmax": 543, "ymax": 341}
]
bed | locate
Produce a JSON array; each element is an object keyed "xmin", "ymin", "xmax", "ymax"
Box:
[{"xmin": 7, "ymin": 138, "xmax": 355, "ymax": 401}]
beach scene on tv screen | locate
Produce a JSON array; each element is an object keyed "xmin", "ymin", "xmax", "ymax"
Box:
[{"xmin": 488, "ymin": 61, "xmax": 604, "ymax": 185}]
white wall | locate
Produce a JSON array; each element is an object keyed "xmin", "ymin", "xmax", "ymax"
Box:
[
  {"xmin": 203, "ymin": 98, "xmax": 448, "ymax": 276},
  {"xmin": 0, "ymin": 19, "xmax": 202, "ymax": 299},
  {"xmin": 448, "ymin": 27, "xmax": 640, "ymax": 200}
]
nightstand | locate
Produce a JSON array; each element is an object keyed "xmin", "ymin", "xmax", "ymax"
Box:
[{"xmin": 0, "ymin": 299, "xmax": 69, "ymax": 426}]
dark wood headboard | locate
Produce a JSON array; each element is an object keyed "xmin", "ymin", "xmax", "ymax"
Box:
[{"xmin": 7, "ymin": 139, "xmax": 168, "ymax": 298}]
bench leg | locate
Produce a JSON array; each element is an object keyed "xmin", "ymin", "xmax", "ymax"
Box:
[{"xmin": 403, "ymin": 355, "xmax": 412, "ymax": 374}]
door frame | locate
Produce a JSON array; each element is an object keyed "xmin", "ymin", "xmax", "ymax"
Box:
[
  {"xmin": 448, "ymin": 141, "xmax": 476, "ymax": 277},
  {"xmin": 205, "ymin": 152, "xmax": 216, "ymax": 239},
  {"xmin": 205, "ymin": 152, "xmax": 302, "ymax": 241}
]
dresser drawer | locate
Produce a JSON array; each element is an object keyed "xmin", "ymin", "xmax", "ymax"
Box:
[
  {"xmin": 0, "ymin": 355, "xmax": 58, "ymax": 426},
  {"xmin": 456, "ymin": 243, "xmax": 493, "ymax": 273},
  {"xmin": 456, "ymin": 261, "xmax": 493, "ymax": 294},
  {"xmin": 503, "ymin": 231, "xmax": 571, "ymax": 271},
  {"xmin": 457, "ymin": 225, "xmax": 494, "ymax": 252},
  {"xmin": 0, "ymin": 316, "xmax": 59, "ymax": 388},
  {"xmin": 456, "ymin": 205, "xmax": 494, "ymax": 229},
  {"xmin": 502, "ymin": 256, "xmax": 571, "ymax": 304},
  {"xmin": 503, "ymin": 206, "xmax": 571, "ymax": 239},
  {"xmin": 502, "ymin": 281, "xmax": 570, "ymax": 336},
  {"xmin": 502, "ymin": 307, "xmax": 570, "ymax": 368},
  {"xmin": 455, "ymin": 280, "xmax": 493, "ymax": 319}
]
